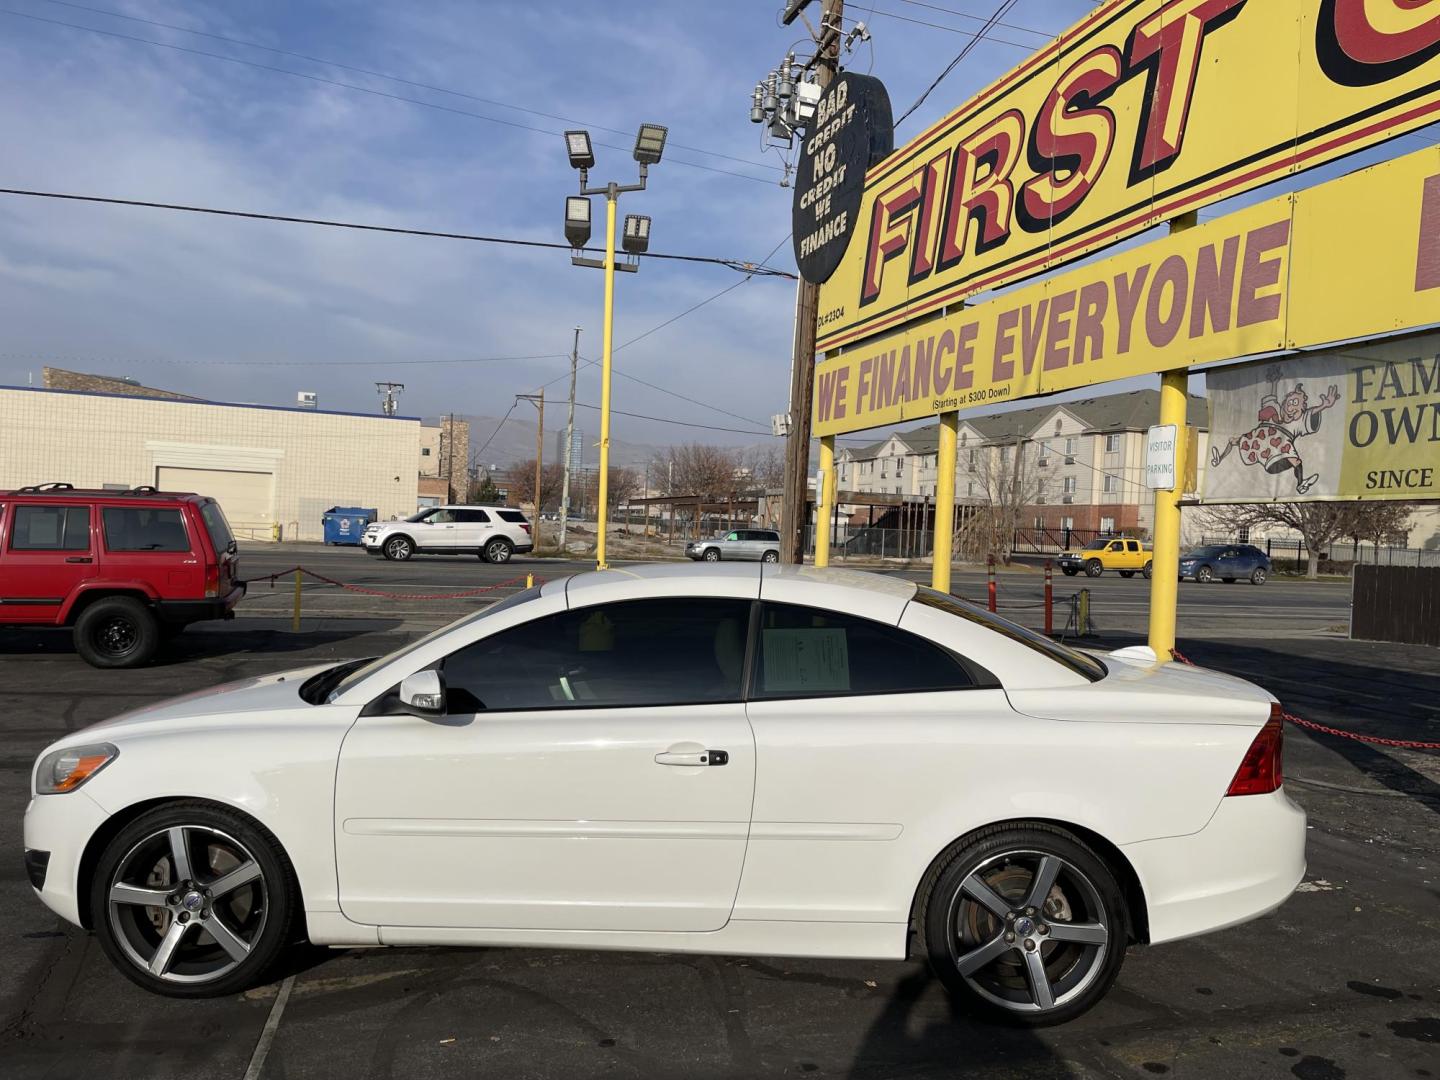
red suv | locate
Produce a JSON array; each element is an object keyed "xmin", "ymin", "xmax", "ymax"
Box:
[{"xmin": 0, "ymin": 483, "xmax": 245, "ymax": 667}]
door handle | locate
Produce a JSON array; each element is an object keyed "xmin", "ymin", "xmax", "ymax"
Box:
[
  {"xmin": 65, "ymin": 556, "xmax": 93, "ymax": 563},
  {"xmin": 655, "ymin": 745, "xmax": 729, "ymax": 767}
]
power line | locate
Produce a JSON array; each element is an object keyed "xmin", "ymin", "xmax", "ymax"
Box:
[
  {"xmin": 471, "ymin": 402, "xmax": 518, "ymax": 460},
  {"xmin": 894, "ymin": 0, "xmax": 1051, "ymax": 40},
  {"xmin": 570, "ymin": 399, "xmax": 778, "ymax": 437},
  {"xmin": 38, "ymin": 0, "xmax": 783, "ymax": 175},
  {"xmin": 895, "ymin": 0, "xmax": 1023, "ymax": 127},
  {"xmin": 0, "ymin": 351, "xmax": 570, "ymax": 369},
  {"xmin": 0, "ymin": 187, "xmax": 796, "ymax": 278},
  {"xmin": 0, "ymin": 6, "xmax": 776, "ymax": 186},
  {"xmin": 866, "ymin": 5, "xmax": 1035, "ymax": 50}
]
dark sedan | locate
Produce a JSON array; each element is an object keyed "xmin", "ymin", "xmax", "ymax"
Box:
[{"xmin": 1179, "ymin": 544, "xmax": 1271, "ymax": 585}]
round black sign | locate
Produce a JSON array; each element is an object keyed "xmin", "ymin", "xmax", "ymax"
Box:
[{"xmin": 792, "ymin": 72, "xmax": 894, "ymax": 285}]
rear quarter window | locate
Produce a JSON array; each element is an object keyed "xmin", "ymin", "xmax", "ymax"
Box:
[
  {"xmin": 198, "ymin": 500, "xmax": 235, "ymax": 553},
  {"xmin": 102, "ymin": 507, "xmax": 191, "ymax": 552},
  {"xmin": 497, "ymin": 511, "xmax": 528, "ymax": 523}
]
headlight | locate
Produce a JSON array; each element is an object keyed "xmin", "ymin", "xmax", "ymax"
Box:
[{"xmin": 35, "ymin": 743, "xmax": 118, "ymax": 794}]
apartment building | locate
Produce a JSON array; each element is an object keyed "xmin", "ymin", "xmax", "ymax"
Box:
[{"xmin": 835, "ymin": 389, "xmax": 1210, "ymax": 538}]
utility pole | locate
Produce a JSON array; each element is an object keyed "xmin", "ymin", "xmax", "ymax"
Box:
[
  {"xmin": 778, "ymin": 0, "xmax": 844, "ymax": 564},
  {"xmin": 516, "ymin": 392, "xmax": 545, "ymax": 523},
  {"xmin": 375, "ymin": 381, "xmax": 405, "ymax": 417},
  {"xmin": 559, "ymin": 327, "xmax": 581, "ymax": 552}
]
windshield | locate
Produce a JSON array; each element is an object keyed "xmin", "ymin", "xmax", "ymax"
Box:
[
  {"xmin": 404, "ymin": 510, "xmax": 432, "ymax": 523},
  {"xmin": 1184, "ymin": 546, "xmax": 1227, "ymax": 558},
  {"xmin": 327, "ymin": 585, "xmax": 543, "ymax": 701},
  {"xmin": 914, "ymin": 587, "xmax": 1106, "ymax": 681}
]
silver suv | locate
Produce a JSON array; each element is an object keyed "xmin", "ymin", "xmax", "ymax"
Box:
[
  {"xmin": 685, "ymin": 529, "xmax": 781, "ymax": 563},
  {"xmin": 362, "ymin": 505, "xmax": 534, "ymax": 563}
]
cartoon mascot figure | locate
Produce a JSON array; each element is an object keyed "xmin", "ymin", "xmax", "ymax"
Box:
[{"xmin": 1211, "ymin": 365, "xmax": 1340, "ymax": 495}]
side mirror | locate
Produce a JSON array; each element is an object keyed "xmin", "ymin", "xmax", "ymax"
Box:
[{"xmin": 399, "ymin": 670, "xmax": 445, "ymax": 717}]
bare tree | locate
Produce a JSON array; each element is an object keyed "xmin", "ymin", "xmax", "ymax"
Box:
[
  {"xmin": 1199, "ymin": 501, "xmax": 1414, "ymax": 578},
  {"xmin": 743, "ymin": 444, "xmax": 786, "ymax": 490},
  {"xmin": 952, "ymin": 437, "xmax": 1048, "ymax": 565},
  {"xmin": 507, "ymin": 459, "xmax": 565, "ymax": 514},
  {"xmin": 604, "ymin": 465, "xmax": 643, "ymax": 513},
  {"xmin": 668, "ymin": 443, "xmax": 742, "ymax": 497}
]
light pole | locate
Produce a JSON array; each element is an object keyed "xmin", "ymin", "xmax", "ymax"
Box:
[{"xmin": 562, "ymin": 124, "xmax": 667, "ymax": 569}]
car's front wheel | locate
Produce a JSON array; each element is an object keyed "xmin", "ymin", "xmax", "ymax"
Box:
[
  {"xmin": 383, "ymin": 536, "xmax": 414, "ymax": 561},
  {"xmin": 74, "ymin": 596, "xmax": 160, "ymax": 668},
  {"xmin": 1195, "ymin": 565, "xmax": 1214, "ymax": 583},
  {"xmin": 1061, "ymin": 567, "xmax": 1078, "ymax": 577},
  {"xmin": 920, "ymin": 824, "xmax": 1127, "ymax": 1026},
  {"xmin": 90, "ymin": 802, "xmax": 298, "ymax": 998},
  {"xmin": 484, "ymin": 538, "xmax": 513, "ymax": 564},
  {"xmin": 703, "ymin": 548, "xmax": 721, "ymax": 562},
  {"xmin": 1084, "ymin": 559, "xmax": 1103, "ymax": 577}
]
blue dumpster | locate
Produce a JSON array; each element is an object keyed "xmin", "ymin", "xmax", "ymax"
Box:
[{"xmin": 322, "ymin": 506, "xmax": 377, "ymax": 545}]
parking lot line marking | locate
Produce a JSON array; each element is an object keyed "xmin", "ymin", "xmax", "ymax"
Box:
[{"xmin": 242, "ymin": 973, "xmax": 294, "ymax": 1080}]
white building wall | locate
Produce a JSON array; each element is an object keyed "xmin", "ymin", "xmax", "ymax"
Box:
[{"xmin": 0, "ymin": 388, "xmax": 421, "ymax": 541}]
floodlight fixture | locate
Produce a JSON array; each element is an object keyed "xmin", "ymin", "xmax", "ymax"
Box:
[
  {"xmin": 564, "ymin": 129, "xmax": 594, "ymax": 170},
  {"xmin": 564, "ymin": 196, "xmax": 592, "ymax": 248},
  {"xmin": 633, "ymin": 123, "xmax": 668, "ymax": 165},
  {"xmin": 622, "ymin": 214, "xmax": 651, "ymax": 255}
]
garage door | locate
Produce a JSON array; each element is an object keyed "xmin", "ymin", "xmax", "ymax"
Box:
[{"xmin": 156, "ymin": 467, "xmax": 274, "ymax": 541}]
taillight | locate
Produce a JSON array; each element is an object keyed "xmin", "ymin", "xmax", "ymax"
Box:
[
  {"xmin": 521, "ymin": 523, "xmax": 532, "ymax": 535},
  {"xmin": 204, "ymin": 562, "xmax": 220, "ymax": 598},
  {"xmin": 1225, "ymin": 705, "xmax": 1284, "ymax": 796}
]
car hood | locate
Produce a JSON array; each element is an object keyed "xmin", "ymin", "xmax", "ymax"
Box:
[{"xmin": 74, "ymin": 660, "xmax": 347, "ymax": 740}]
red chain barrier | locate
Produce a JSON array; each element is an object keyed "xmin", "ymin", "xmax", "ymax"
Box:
[
  {"xmin": 246, "ymin": 567, "xmax": 539, "ymax": 602},
  {"xmin": 1170, "ymin": 648, "xmax": 1440, "ymax": 751}
]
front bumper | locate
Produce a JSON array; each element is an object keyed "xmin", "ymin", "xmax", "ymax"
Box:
[
  {"xmin": 1122, "ymin": 788, "xmax": 1306, "ymax": 945},
  {"xmin": 23, "ymin": 788, "xmax": 112, "ymax": 928}
]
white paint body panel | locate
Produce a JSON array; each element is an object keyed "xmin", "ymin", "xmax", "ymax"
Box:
[{"xmin": 24, "ymin": 564, "xmax": 1304, "ymax": 972}]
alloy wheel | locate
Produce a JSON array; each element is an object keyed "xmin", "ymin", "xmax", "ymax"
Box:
[
  {"xmin": 486, "ymin": 540, "xmax": 511, "ymax": 563},
  {"xmin": 1196, "ymin": 566, "xmax": 1213, "ymax": 583},
  {"xmin": 386, "ymin": 537, "xmax": 412, "ymax": 560},
  {"xmin": 945, "ymin": 850, "xmax": 1110, "ymax": 1016},
  {"xmin": 107, "ymin": 824, "xmax": 268, "ymax": 985}
]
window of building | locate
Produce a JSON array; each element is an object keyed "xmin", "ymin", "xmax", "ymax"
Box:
[
  {"xmin": 102, "ymin": 507, "xmax": 190, "ymax": 552},
  {"xmin": 1103, "ymin": 474, "xmax": 1119, "ymax": 494},
  {"xmin": 1064, "ymin": 437, "xmax": 1077, "ymax": 457},
  {"xmin": 1063, "ymin": 477, "xmax": 1077, "ymax": 494},
  {"xmin": 895, "ymin": 457, "xmax": 905, "ymax": 475},
  {"xmin": 967, "ymin": 481, "xmax": 975, "ymax": 497},
  {"xmin": 751, "ymin": 602, "xmax": 976, "ymax": 698},
  {"xmin": 10, "ymin": 505, "xmax": 90, "ymax": 551},
  {"xmin": 968, "ymin": 449, "xmax": 977, "ymax": 467},
  {"xmin": 1054, "ymin": 420, "xmax": 1062, "ymax": 435},
  {"xmin": 1061, "ymin": 516, "xmax": 1074, "ymax": 530},
  {"xmin": 1238, "ymin": 525, "xmax": 1251, "ymax": 542},
  {"xmin": 421, "ymin": 447, "xmax": 432, "ymax": 457},
  {"xmin": 1100, "ymin": 516, "xmax": 1116, "ymax": 533},
  {"xmin": 441, "ymin": 598, "xmax": 752, "ymax": 712},
  {"xmin": 1105, "ymin": 434, "xmax": 1121, "ymax": 453}
]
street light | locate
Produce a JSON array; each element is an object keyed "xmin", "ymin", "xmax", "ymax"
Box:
[
  {"xmin": 564, "ymin": 196, "xmax": 592, "ymax": 249},
  {"xmin": 562, "ymin": 124, "xmax": 663, "ymax": 570}
]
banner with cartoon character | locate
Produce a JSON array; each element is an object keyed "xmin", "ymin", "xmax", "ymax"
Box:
[{"xmin": 1204, "ymin": 333, "xmax": 1440, "ymax": 503}]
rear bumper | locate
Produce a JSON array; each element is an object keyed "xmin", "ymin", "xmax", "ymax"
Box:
[
  {"xmin": 513, "ymin": 542, "xmax": 534, "ymax": 554},
  {"xmin": 157, "ymin": 583, "xmax": 245, "ymax": 625},
  {"xmin": 1123, "ymin": 788, "xmax": 1306, "ymax": 945}
]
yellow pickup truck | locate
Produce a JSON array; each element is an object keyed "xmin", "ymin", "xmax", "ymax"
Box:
[{"xmin": 1057, "ymin": 537, "xmax": 1153, "ymax": 578}]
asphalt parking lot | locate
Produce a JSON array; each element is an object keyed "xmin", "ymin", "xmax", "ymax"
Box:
[{"xmin": 1, "ymin": 546, "xmax": 1435, "ymax": 1079}]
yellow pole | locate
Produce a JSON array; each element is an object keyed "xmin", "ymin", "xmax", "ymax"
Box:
[
  {"xmin": 291, "ymin": 569, "xmax": 302, "ymax": 632},
  {"xmin": 932, "ymin": 411, "xmax": 958, "ymax": 592},
  {"xmin": 596, "ymin": 190, "xmax": 618, "ymax": 571},
  {"xmin": 1146, "ymin": 370, "xmax": 1188, "ymax": 660},
  {"xmin": 815, "ymin": 435, "xmax": 835, "ymax": 566},
  {"xmin": 526, "ymin": 573, "xmax": 534, "ymax": 588}
]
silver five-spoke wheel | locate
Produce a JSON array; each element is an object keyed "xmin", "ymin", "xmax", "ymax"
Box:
[{"xmin": 107, "ymin": 824, "xmax": 268, "ymax": 984}]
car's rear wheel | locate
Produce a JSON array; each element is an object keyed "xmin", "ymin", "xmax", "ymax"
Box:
[
  {"xmin": 1195, "ymin": 565, "xmax": 1214, "ymax": 583},
  {"xmin": 384, "ymin": 536, "xmax": 414, "ymax": 561},
  {"xmin": 1250, "ymin": 567, "xmax": 1268, "ymax": 585},
  {"xmin": 90, "ymin": 802, "xmax": 297, "ymax": 998},
  {"xmin": 74, "ymin": 597, "xmax": 159, "ymax": 668},
  {"xmin": 920, "ymin": 825, "xmax": 1127, "ymax": 1026},
  {"xmin": 1142, "ymin": 561, "xmax": 1152, "ymax": 579},
  {"xmin": 1084, "ymin": 559, "xmax": 1103, "ymax": 577},
  {"xmin": 762, "ymin": 550, "xmax": 779, "ymax": 563},
  {"xmin": 484, "ymin": 538, "xmax": 513, "ymax": 564},
  {"xmin": 704, "ymin": 548, "xmax": 721, "ymax": 562}
]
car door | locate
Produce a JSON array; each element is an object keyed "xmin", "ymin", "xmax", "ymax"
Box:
[
  {"xmin": 422, "ymin": 507, "xmax": 460, "ymax": 550},
  {"xmin": 735, "ymin": 530, "xmax": 761, "ymax": 560},
  {"xmin": 454, "ymin": 508, "xmax": 490, "ymax": 550},
  {"xmin": 0, "ymin": 502, "xmax": 96, "ymax": 623},
  {"xmin": 1124, "ymin": 539, "xmax": 1142, "ymax": 566},
  {"xmin": 334, "ymin": 594, "xmax": 757, "ymax": 932}
]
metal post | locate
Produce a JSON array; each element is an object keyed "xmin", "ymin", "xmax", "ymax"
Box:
[
  {"xmin": 559, "ymin": 327, "xmax": 579, "ymax": 552},
  {"xmin": 1146, "ymin": 369, "xmax": 1189, "ymax": 659},
  {"xmin": 534, "ymin": 390, "xmax": 544, "ymax": 528},
  {"xmin": 596, "ymin": 189, "xmax": 618, "ymax": 570},
  {"xmin": 1044, "ymin": 559, "xmax": 1054, "ymax": 636},
  {"xmin": 291, "ymin": 569, "xmax": 302, "ymax": 632},
  {"xmin": 987, "ymin": 556, "xmax": 997, "ymax": 613},
  {"xmin": 932, "ymin": 411, "xmax": 958, "ymax": 592},
  {"xmin": 816, "ymin": 435, "xmax": 835, "ymax": 567}
]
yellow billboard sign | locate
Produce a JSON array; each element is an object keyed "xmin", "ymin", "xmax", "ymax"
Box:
[
  {"xmin": 812, "ymin": 145, "xmax": 1440, "ymax": 436},
  {"xmin": 815, "ymin": 0, "xmax": 1440, "ymax": 353}
]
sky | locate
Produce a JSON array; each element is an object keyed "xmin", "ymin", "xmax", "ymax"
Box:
[{"xmin": 0, "ymin": 0, "xmax": 1434, "ymax": 454}]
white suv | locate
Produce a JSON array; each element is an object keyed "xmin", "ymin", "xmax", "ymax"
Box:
[{"xmin": 363, "ymin": 505, "xmax": 533, "ymax": 563}]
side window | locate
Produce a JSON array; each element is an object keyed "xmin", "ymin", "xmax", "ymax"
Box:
[
  {"xmin": 442, "ymin": 598, "xmax": 752, "ymax": 712},
  {"xmin": 102, "ymin": 507, "xmax": 191, "ymax": 552},
  {"xmin": 1126, "ymin": 541, "xmax": 1139, "ymax": 553},
  {"xmin": 725, "ymin": 532, "xmax": 740, "ymax": 541},
  {"xmin": 430, "ymin": 509, "xmax": 455, "ymax": 524},
  {"xmin": 751, "ymin": 602, "xmax": 973, "ymax": 698},
  {"xmin": 1108, "ymin": 541, "xmax": 1124, "ymax": 551},
  {"xmin": 457, "ymin": 509, "xmax": 490, "ymax": 523},
  {"xmin": 11, "ymin": 505, "xmax": 90, "ymax": 551}
]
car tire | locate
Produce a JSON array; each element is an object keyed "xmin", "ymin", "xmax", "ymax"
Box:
[
  {"xmin": 762, "ymin": 551, "xmax": 779, "ymax": 564},
  {"xmin": 484, "ymin": 538, "xmax": 513, "ymax": 564},
  {"xmin": 383, "ymin": 536, "xmax": 414, "ymax": 561},
  {"xmin": 1118, "ymin": 570, "xmax": 1135, "ymax": 579},
  {"xmin": 1084, "ymin": 559, "xmax": 1103, "ymax": 578},
  {"xmin": 918, "ymin": 823, "xmax": 1127, "ymax": 1027},
  {"xmin": 1250, "ymin": 567, "xmax": 1268, "ymax": 585},
  {"xmin": 89, "ymin": 801, "xmax": 299, "ymax": 999},
  {"xmin": 1195, "ymin": 566, "xmax": 1213, "ymax": 583},
  {"xmin": 1142, "ymin": 561, "xmax": 1152, "ymax": 580},
  {"xmin": 704, "ymin": 549, "xmax": 721, "ymax": 562},
  {"xmin": 1062, "ymin": 567, "xmax": 1078, "ymax": 577},
  {"xmin": 74, "ymin": 596, "xmax": 160, "ymax": 668}
]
